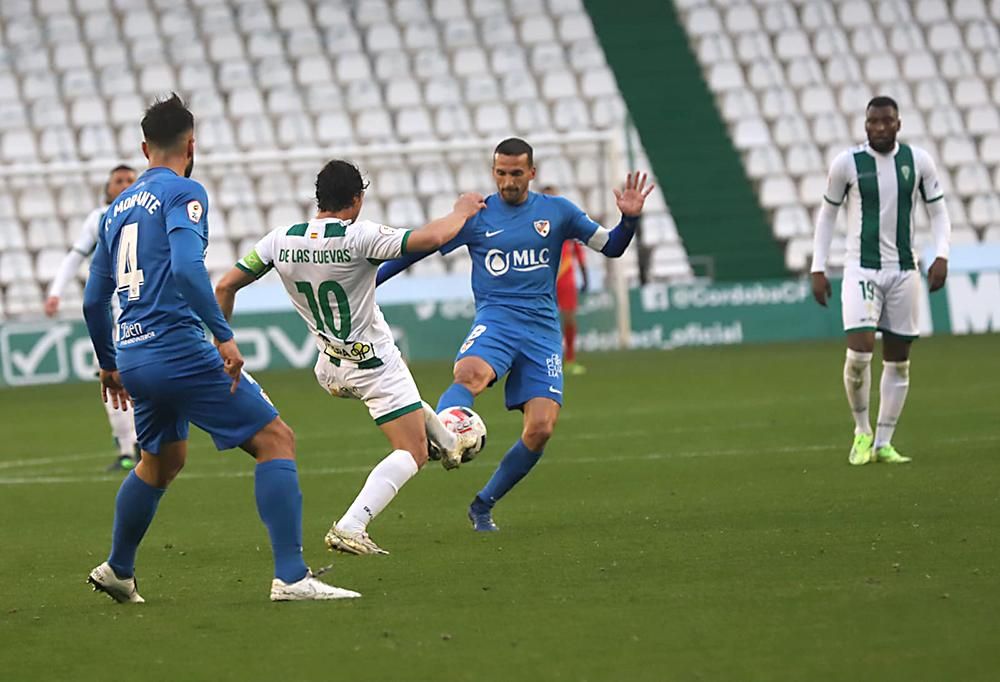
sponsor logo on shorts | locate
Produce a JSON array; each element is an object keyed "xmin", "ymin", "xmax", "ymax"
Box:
[{"xmin": 546, "ymin": 353, "xmax": 562, "ymax": 378}]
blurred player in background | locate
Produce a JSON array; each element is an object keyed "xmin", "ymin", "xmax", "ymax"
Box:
[
  {"xmin": 378, "ymin": 137, "xmax": 652, "ymax": 532},
  {"xmin": 46, "ymin": 164, "xmax": 140, "ymax": 472},
  {"xmin": 215, "ymin": 159, "xmax": 485, "ymax": 556},
  {"xmin": 811, "ymin": 96, "xmax": 951, "ymax": 466},
  {"xmin": 83, "ymin": 94, "xmax": 358, "ymax": 603},
  {"xmin": 541, "ymin": 185, "xmax": 589, "ymax": 376}
]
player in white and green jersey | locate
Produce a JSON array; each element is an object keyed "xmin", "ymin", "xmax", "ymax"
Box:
[
  {"xmin": 811, "ymin": 96, "xmax": 951, "ymax": 466},
  {"xmin": 215, "ymin": 159, "xmax": 485, "ymax": 555}
]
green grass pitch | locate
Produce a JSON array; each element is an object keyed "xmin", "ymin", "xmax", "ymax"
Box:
[{"xmin": 0, "ymin": 335, "xmax": 997, "ymax": 681}]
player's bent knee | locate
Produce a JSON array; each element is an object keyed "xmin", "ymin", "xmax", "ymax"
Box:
[
  {"xmin": 245, "ymin": 417, "xmax": 297, "ymax": 461},
  {"xmin": 137, "ymin": 450, "xmax": 185, "ymax": 488},
  {"xmin": 453, "ymin": 361, "xmax": 492, "ymax": 395},
  {"xmin": 522, "ymin": 421, "xmax": 555, "ymax": 450}
]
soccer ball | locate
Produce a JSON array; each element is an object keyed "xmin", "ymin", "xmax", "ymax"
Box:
[{"xmin": 438, "ymin": 406, "xmax": 488, "ymax": 462}]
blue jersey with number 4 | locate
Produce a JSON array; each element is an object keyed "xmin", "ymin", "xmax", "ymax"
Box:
[
  {"xmin": 441, "ymin": 192, "xmax": 601, "ymax": 325},
  {"xmin": 93, "ymin": 166, "xmax": 218, "ymax": 373}
]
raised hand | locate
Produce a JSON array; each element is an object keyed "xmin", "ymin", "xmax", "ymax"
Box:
[{"xmin": 612, "ymin": 172, "xmax": 655, "ymax": 217}]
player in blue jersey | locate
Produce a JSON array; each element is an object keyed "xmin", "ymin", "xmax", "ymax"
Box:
[
  {"xmin": 378, "ymin": 137, "xmax": 653, "ymax": 531},
  {"xmin": 82, "ymin": 94, "xmax": 359, "ymax": 602}
]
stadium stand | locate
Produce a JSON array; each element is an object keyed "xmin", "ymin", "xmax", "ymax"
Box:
[
  {"xmin": 0, "ymin": 0, "xmax": 691, "ymax": 321},
  {"xmin": 675, "ymin": 0, "xmax": 1000, "ymax": 272}
]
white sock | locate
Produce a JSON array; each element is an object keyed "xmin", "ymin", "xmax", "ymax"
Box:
[
  {"xmin": 843, "ymin": 349, "xmax": 873, "ymax": 435},
  {"xmin": 103, "ymin": 398, "xmax": 138, "ymax": 456},
  {"xmin": 422, "ymin": 401, "xmax": 457, "ymax": 451},
  {"xmin": 875, "ymin": 360, "xmax": 910, "ymax": 449},
  {"xmin": 337, "ymin": 449, "xmax": 419, "ymax": 534}
]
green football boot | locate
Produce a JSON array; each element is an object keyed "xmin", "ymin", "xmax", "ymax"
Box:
[
  {"xmin": 848, "ymin": 432, "xmax": 874, "ymax": 466},
  {"xmin": 874, "ymin": 444, "xmax": 912, "ymax": 464}
]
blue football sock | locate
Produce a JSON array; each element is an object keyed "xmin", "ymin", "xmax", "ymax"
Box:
[
  {"xmin": 436, "ymin": 383, "xmax": 475, "ymax": 412},
  {"xmin": 108, "ymin": 470, "xmax": 165, "ymax": 578},
  {"xmin": 474, "ymin": 439, "xmax": 543, "ymax": 510},
  {"xmin": 254, "ymin": 459, "xmax": 309, "ymax": 584}
]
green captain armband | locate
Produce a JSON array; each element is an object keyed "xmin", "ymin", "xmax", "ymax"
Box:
[{"xmin": 236, "ymin": 249, "xmax": 273, "ymax": 279}]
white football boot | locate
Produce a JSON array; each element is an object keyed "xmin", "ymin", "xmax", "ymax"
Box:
[
  {"xmin": 270, "ymin": 570, "xmax": 361, "ymax": 601},
  {"xmin": 325, "ymin": 525, "xmax": 389, "ymax": 556},
  {"xmin": 87, "ymin": 561, "xmax": 145, "ymax": 603}
]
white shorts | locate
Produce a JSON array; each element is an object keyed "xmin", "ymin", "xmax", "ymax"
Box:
[
  {"xmin": 841, "ymin": 265, "xmax": 920, "ymax": 339},
  {"xmin": 313, "ymin": 347, "xmax": 423, "ymax": 425}
]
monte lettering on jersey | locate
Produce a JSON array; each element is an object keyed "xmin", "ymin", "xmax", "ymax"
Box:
[{"xmin": 111, "ymin": 190, "xmax": 161, "ymax": 218}]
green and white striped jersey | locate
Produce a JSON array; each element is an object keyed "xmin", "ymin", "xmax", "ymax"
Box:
[
  {"xmin": 237, "ymin": 219, "xmax": 412, "ymax": 365},
  {"xmin": 823, "ymin": 142, "xmax": 944, "ymax": 270}
]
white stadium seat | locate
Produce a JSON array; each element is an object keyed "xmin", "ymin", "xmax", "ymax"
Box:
[
  {"xmin": 434, "ymin": 105, "xmax": 473, "ymax": 139},
  {"xmin": 404, "ymin": 22, "xmax": 439, "ymax": 51},
  {"xmin": 514, "ymin": 100, "xmax": 554, "ymax": 132},
  {"xmin": 1, "ymin": 251, "xmax": 36, "ymax": 284},
  {"xmin": 298, "ymin": 55, "xmax": 334, "ymax": 86},
  {"xmin": 396, "ymin": 108, "xmax": 433, "ymax": 141},
  {"xmin": 374, "ymin": 51, "xmax": 412, "ymax": 81},
  {"xmin": 335, "ymin": 53, "xmax": 371, "ymax": 83},
  {"xmin": 395, "ymin": 0, "xmax": 430, "ymax": 22},
  {"xmin": 2, "ymin": 130, "xmax": 38, "ymax": 162}
]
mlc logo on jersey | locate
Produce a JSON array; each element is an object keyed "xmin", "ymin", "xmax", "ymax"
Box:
[
  {"xmin": 533, "ymin": 220, "xmax": 550, "ymax": 237},
  {"xmin": 484, "ymin": 248, "xmax": 551, "ymax": 277}
]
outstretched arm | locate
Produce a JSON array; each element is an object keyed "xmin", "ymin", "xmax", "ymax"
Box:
[
  {"xmin": 403, "ymin": 192, "xmax": 485, "ymax": 252},
  {"xmin": 376, "ymin": 193, "xmax": 485, "ymax": 285}
]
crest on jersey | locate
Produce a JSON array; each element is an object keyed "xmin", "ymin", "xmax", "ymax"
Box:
[
  {"xmin": 186, "ymin": 200, "xmax": 203, "ymax": 223},
  {"xmin": 533, "ymin": 220, "xmax": 550, "ymax": 237},
  {"xmin": 379, "ymin": 224, "xmax": 397, "ymax": 236},
  {"xmin": 901, "ymin": 166, "xmax": 911, "ymax": 181}
]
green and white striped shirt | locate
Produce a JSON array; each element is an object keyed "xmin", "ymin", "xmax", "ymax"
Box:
[{"xmin": 822, "ymin": 142, "xmax": 944, "ymax": 270}]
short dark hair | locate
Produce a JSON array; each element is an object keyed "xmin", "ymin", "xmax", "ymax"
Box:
[
  {"xmin": 494, "ymin": 137, "xmax": 533, "ymax": 166},
  {"xmin": 316, "ymin": 159, "xmax": 369, "ymax": 212},
  {"xmin": 141, "ymin": 93, "xmax": 194, "ymax": 150},
  {"xmin": 109, "ymin": 164, "xmax": 135, "ymax": 175},
  {"xmin": 866, "ymin": 96, "xmax": 899, "ymax": 113}
]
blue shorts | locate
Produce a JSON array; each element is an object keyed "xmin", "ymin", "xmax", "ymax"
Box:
[
  {"xmin": 456, "ymin": 307, "xmax": 564, "ymax": 410},
  {"xmin": 120, "ymin": 363, "xmax": 279, "ymax": 455}
]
